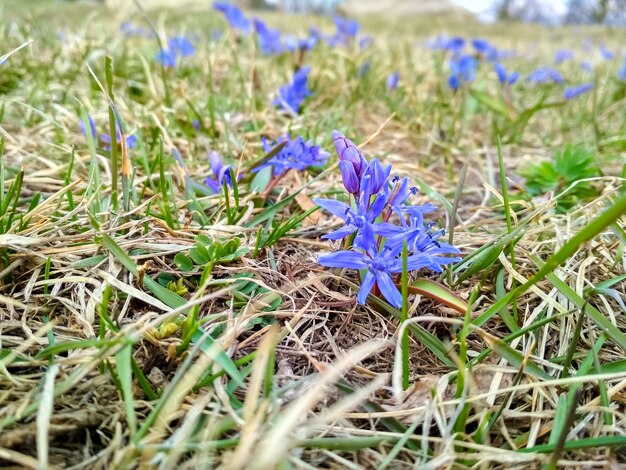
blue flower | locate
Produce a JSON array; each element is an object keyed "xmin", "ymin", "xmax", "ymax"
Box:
[
  {"xmin": 213, "ymin": 2, "xmax": 251, "ymax": 34},
  {"xmin": 386, "ymin": 176, "xmax": 435, "ymax": 217},
  {"xmin": 599, "ymin": 45, "xmax": 614, "ymax": 60},
  {"xmin": 526, "ymin": 66, "xmax": 564, "ymax": 84},
  {"xmin": 563, "ymin": 83, "xmax": 593, "ymax": 100},
  {"xmin": 359, "ymin": 36, "xmax": 374, "ymax": 50},
  {"xmin": 254, "ymin": 135, "xmax": 329, "ymax": 176},
  {"xmin": 120, "ymin": 22, "xmax": 150, "ymax": 37},
  {"xmin": 155, "ymin": 36, "xmax": 195, "ymax": 68},
  {"xmin": 298, "ymin": 36, "xmax": 317, "ymax": 51},
  {"xmin": 168, "ymin": 36, "xmax": 195, "ymax": 57},
  {"xmin": 313, "ymin": 177, "xmax": 400, "ymax": 251},
  {"xmin": 581, "ymin": 60, "xmax": 594, "ymax": 73},
  {"xmin": 386, "ymin": 72, "xmax": 400, "ymax": 90},
  {"xmin": 253, "ymin": 18, "xmax": 283, "ymax": 55},
  {"xmin": 156, "ymin": 48, "xmax": 177, "ymax": 68},
  {"xmin": 445, "ymin": 37, "xmax": 465, "ymax": 55},
  {"xmin": 333, "ymin": 15, "xmax": 359, "ymax": 43},
  {"xmin": 283, "ymin": 34, "xmax": 298, "ymax": 52},
  {"xmin": 472, "ymin": 38, "xmax": 498, "ymax": 61},
  {"xmin": 427, "ymin": 35, "xmax": 464, "ymax": 54},
  {"xmin": 273, "ymin": 66, "xmax": 312, "ymax": 114},
  {"xmin": 448, "ymin": 55, "xmax": 477, "ymax": 89},
  {"xmin": 204, "ymin": 151, "xmax": 234, "ymax": 193},
  {"xmin": 318, "ymin": 225, "xmax": 459, "ymax": 308},
  {"xmin": 101, "ymin": 132, "xmax": 136, "ymax": 150},
  {"xmin": 386, "ymin": 212, "xmax": 460, "ymax": 257},
  {"xmin": 495, "ymin": 62, "xmax": 519, "ymax": 85},
  {"xmin": 554, "ymin": 49, "xmax": 574, "ymax": 64},
  {"xmin": 80, "ymin": 114, "xmax": 136, "ymax": 150}
]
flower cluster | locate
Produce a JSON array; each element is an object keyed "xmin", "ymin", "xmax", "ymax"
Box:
[
  {"xmin": 274, "ymin": 66, "xmax": 312, "ymax": 114},
  {"xmin": 315, "ymin": 131, "xmax": 461, "ymax": 308},
  {"xmin": 254, "ymin": 134, "xmax": 329, "ymax": 176},
  {"xmin": 495, "ymin": 62, "xmax": 519, "ymax": 85},
  {"xmin": 80, "ymin": 114, "xmax": 136, "ymax": 150},
  {"xmin": 156, "ymin": 36, "xmax": 196, "ymax": 68},
  {"xmin": 526, "ymin": 66, "xmax": 564, "ymax": 84},
  {"xmin": 448, "ymin": 55, "xmax": 477, "ymax": 90},
  {"xmin": 563, "ymin": 83, "xmax": 593, "ymax": 100},
  {"xmin": 253, "ymin": 18, "xmax": 317, "ymax": 56},
  {"xmin": 213, "ymin": 2, "xmax": 251, "ymax": 35},
  {"xmin": 205, "ymin": 151, "xmax": 235, "ymax": 193}
]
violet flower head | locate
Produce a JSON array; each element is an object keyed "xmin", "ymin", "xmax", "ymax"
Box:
[
  {"xmin": 386, "ymin": 72, "xmax": 400, "ymax": 90},
  {"xmin": 495, "ymin": 62, "xmax": 519, "ymax": 85},
  {"xmin": 282, "ymin": 34, "xmax": 297, "ymax": 53},
  {"xmin": 254, "ymin": 18, "xmax": 283, "ymax": 55},
  {"xmin": 554, "ymin": 49, "xmax": 574, "ymax": 64},
  {"xmin": 273, "ymin": 66, "xmax": 312, "ymax": 114},
  {"xmin": 581, "ymin": 60, "xmax": 594, "ymax": 73},
  {"xmin": 313, "ymin": 179, "xmax": 400, "ymax": 251},
  {"xmin": 332, "ymin": 130, "xmax": 368, "ymax": 194},
  {"xmin": 333, "ymin": 15, "xmax": 359, "ymax": 44},
  {"xmin": 213, "ymin": 2, "xmax": 251, "ymax": 34},
  {"xmin": 254, "ymin": 135, "xmax": 329, "ymax": 177},
  {"xmin": 318, "ymin": 225, "xmax": 459, "ymax": 308},
  {"xmin": 298, "ymin": 36, "xmax": 317, "ymax": 51},
  {"xmin": 79, "ymin": 114, "xmax": 98, "ymax": 141},
  {"xmin": 359, "ymin": 36, "xmax": 374, "ymax": 50},
  {"xmin": 472, "ymin": 38, "xmax": 498, "ymax": 61},
  {"xmin": 168, "ymin": 36, "xmax": 195, "ymax": 57},
  {"xmin": 204, "ymin": 151, "xmax": 234, "ymax": 193},
  {"xmin": 448, "ymin": 54, "xmax": 477, "ymax": 90},
  {"xmin": 156, "ymin": 48, "xmax": 177, "ymax": 68},
  {"xmin": 80, "ymin": 114, "xmax": 136, "ymax": 150},
  {"xmin": 315, "ymin": 131, "xmax": 461, "ymax": 308},
  {"xmin": 600, "ymin": 45, "xmax": 614, "ymax": 60},
  {"xmin": 563, "ymin": 83, "xmax": 593, "ymax": 100},
  {"xmin": 526, "ymin": 66, "xmax": 564, "ymax": 84},
  {"xmin": 444, "ymin": 36, "xmax": 465, "ymax": 55}
]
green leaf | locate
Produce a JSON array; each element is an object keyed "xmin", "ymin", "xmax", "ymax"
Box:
[
  {"xmin": 470, "ymin": 89, "xmax": 512, "ymax": 119},
  {"xmin": 174, "ymin": 253, "xmax": 194, "ymax": 272},
  {"xmin": 482, "ymin": 333, "xmax": 552, "ymax": 380},
  {"xmin": 116, "ymin": 343, "xmax": 137, "ymax": 434},
  {"xmin": 249, "ymin": 166, "xmax": 272, "ymax": 193},
  {"xmin": 406, "ymin": 279, "xmax": 468, "ymax": 314}
]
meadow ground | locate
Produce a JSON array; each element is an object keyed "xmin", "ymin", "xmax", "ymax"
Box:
[{"xmin": 1, "ymin": 1, "xmax": 626, "ymax": 468}]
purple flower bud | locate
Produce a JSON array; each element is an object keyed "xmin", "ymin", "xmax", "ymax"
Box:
[
  {"xmin": 339, "ymin": 161, "xmax": 360, "ymax": 194},
  {"xmin": 363, "ymin": 159, "xmax": 390, "ymax": 193},
  {"xmin": 332, "ymin": 130, "xmax": 367, "ymax": 176},
  {"xmin": 209, "ymin": 150, "xmax": 223, "ymax": 176}
]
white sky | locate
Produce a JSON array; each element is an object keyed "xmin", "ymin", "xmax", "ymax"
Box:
[{"xmin": 449, "ymin": 0, "xmax": 569, "ymax": 21}]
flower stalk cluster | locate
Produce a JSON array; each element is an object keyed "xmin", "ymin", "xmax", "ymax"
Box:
[{"xmin": 315, "ymin": 131, "xmax": 461, "ymax": 308}]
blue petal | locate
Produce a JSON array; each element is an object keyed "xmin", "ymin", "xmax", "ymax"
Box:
[
  {"xmin": 318, "ymin": 250, "xmax": 368, "ymax": 269},
  {"xmin": 372, "ymin": 222, "xmax": 404, "ymax": 238},
  {"xmin": 354, "ymin": 221, "xmax": 378, "ymax": 252},
  {"xmin": 322, "ymin": 225, "xmax": 356, "ymax": 241},
  {"xmin": 313, "ymin": 198, "xmax": 351, "ymax": 219},
  {"xmin": 357, "ymin": 271, "xmax": 376, "ymax": 305},
  {"xmin": 376, "ymin": 272, "xmax": 402, "ymax": 308}
]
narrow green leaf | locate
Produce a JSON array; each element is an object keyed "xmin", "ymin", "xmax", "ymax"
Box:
[{"xmin": 116, "ymin": 343, "xmax": 137, "ymax": 434}]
